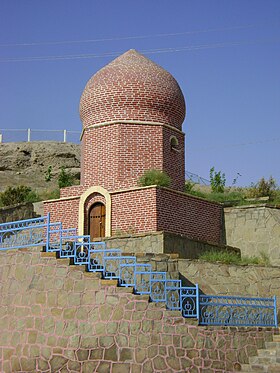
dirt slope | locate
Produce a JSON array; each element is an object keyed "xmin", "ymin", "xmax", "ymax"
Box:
[{"xmin": 0, "ymin": 142, "xmax": 81, "ymax": 192}]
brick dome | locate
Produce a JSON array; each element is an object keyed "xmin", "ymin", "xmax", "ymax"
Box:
[{"xmin": 80, "ymin": 49, "xmax": 186, "ymax": 130}]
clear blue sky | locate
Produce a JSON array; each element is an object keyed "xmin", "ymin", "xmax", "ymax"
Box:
[{"xmin": 0, "ymin": 0, "xmax": 279, "ymax": 186}]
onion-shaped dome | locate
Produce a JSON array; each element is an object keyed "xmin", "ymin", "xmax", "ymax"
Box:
[{"xmin": 80, "ymin": 49, "xmax": 186, "ymax": 130}]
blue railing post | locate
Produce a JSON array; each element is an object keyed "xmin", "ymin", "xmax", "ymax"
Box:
[
  {"xmin": 196, "ymin": 283, "xmax": 200, "ymax": 321},
  {"xmin": 273, "ymin": 295, "xmax": 278, "ymax": 327},
  {"xmin": 46, "ymin": 213, "xmax": 50, "ymax": 252}
]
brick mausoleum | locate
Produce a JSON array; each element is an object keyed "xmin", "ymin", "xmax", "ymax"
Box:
[{"xmin": 44, "ymin": 49, "xmax": 224, "ymax": 250}]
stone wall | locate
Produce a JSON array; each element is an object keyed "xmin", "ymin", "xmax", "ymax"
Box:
[
  {"xmin": 178, "ymin": 259, "xmax": 280, "ymax": 301},
  {"xmin": 103, "ymin": 231, "xmax": 239, "ymax": 258},
  {"xmin": 0, "ymin": 246, "xmax": 277, "ymax": 372},
  {"xmin": 225, "ymin": 205, "xmax": 280, "ymax": 265},
  {"xmin": 0, "ymin": 202, "xmax": 36, "ymax": 224}
]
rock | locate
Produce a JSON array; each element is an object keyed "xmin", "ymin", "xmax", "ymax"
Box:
[{"xmin": 0, "ymin": 141, "xmax": 81, "ymax": 192}]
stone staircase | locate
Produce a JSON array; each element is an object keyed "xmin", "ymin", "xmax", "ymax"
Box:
[{"xmin": 241, "ymin": 334, "xmax": 280, "ymax": 372}]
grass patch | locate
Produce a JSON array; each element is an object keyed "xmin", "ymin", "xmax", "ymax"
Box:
[
  {"xmin": 185, "ymin": 186, "xmax": 280, "ymax": 207},
  {"xmin": 39, "ymin": 189, "xmax": 60, "ymax": 201},
  {"xmin": 199, "ymin": 249, "xmax": 270, "ymax": 266}
]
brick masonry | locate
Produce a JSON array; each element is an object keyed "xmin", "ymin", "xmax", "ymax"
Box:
[
  {"xmin": 45, "ymin": 186, "xmax": 225, "ymax": 246},
  {"xmin": 79, "ymin": 49, "xmax": 186, "ymax": 130},
  {"xmin": 43, "ymin": 49, "xmax": 224, "ymax": 248},
  {"xmin": 0, "ymin": 247, "xmax": 277, "ymax": 373}
]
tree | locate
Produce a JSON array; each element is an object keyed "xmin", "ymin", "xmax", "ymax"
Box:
[
  {"xmin": 209, "ymin": 167, "xmax": 226, "ymax": 193},
  {"xmin": 58, "ymin": 167, "xmax": 74, "ymax": 188}
]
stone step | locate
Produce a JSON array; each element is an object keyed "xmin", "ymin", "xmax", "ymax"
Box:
[
  {"xmin": 101, "ymin": 279, "xmax": 119, "ymax": 286},
  {"xmin": 249, "ymin": 355, "xmax": 277, "ymax": 365},
  {"xmin": 68, "ymin": 264, "xmax": 86, "ymax": 272},
  {"xmin": 265, "ymin": 341, "xmax": 280, "ymax": 350},
  {"xmin": 240, "ymin": 364, "xmax": 254, "ymax": 372},
  {"xmin": 273, "ymin": 335, "xmax": 280, "ymax": 342},
  {"xmin": 115, "ymin": 286, "xmax": 134, "ymax": 293},
  {"xmin": 258, "ymin": 349, "xmax": 277, "ymax": 357},
  {"xmin": 247, "ymin": 364, "xmax": 269, "ymax": 372},
  {"xmin": 242, "ymin": 364, "xmax": 280, "ymax": 373},
  {"xmin": 84, "ymin": 271, "xmax": 102, "ymax": 279},
  {"xmin": 41, "ymin": 251, "xmax": 57, "ymax": 258},
  {"xmin": 267, "ymin": 365, "xmax": 280, "ymax": 372},
  {"xmin": 56, "ymin": 258, "xmax": 70, "ymax": 265}
]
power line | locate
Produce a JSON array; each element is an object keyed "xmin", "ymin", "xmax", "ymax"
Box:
[
  {"xmin": 0, "ymin": 39, "xmax": 279, "ymax": 63},
  {"xmin": 189, "ymin": 137, "xmax": 280, "ymax": 152},
  {"xmin": 0, "ymin": 24, "xmax": 256, "ymax": 48}
]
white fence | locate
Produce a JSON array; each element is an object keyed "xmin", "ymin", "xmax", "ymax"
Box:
[{"xmin": 0, "ymin": 128, "xmax": 81, "ymax": 143}]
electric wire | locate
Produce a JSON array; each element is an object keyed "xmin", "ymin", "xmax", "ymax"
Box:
[
  {"xmin": 189, "ymin": 137, "xmax": 280, "ymax": 152},
  {"xmin": 0, "ymin": 24, "xmax": 256, "ymax": 48},
  {"xmin": 0, "ymin": 39, "xmax": 279, "ymax": 63}
]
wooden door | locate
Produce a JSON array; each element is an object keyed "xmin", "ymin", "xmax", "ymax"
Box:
[{"xmin": 88, "ymin": 203, "xmax": 105, "ymax": 240}]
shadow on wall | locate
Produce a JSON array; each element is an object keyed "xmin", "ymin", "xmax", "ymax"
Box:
[
  {"xmin": 0, "ymin": 202, "xmax": 37, "ymax": 224},
  {"xmin": 163, "ymin": 231, "xmax": 239, "ymax": 260}
]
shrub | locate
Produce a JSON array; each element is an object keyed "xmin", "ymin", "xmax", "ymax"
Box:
[
  {"xmin": 138, "ymin": 169, "xmax": 171, "ymax": 187},
  {"xmin": 247, "ymin": 176, "xmax": 277, "ymax": 200},
  {"xmin": 58, "ymin": 167, "xmax": 74, "ymax": 188},
  {"xmin": 0, "ymin": 185, "xmax": 36, "ymax": 207},
  {"xmin": 45, "ymin": 165, "xmax": 53, "ymax": 182},
  {"xmin": 210, "ymin": 167, "xmax": 226, "ymax": 193},
  {"xmin": 185, "ymin": 180, "xmax": 195, "ymax": 193}
]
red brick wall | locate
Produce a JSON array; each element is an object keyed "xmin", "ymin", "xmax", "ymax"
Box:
[
  {"xmin": 156, "ymin": 188, "xmax": 224, "ymax": 244},
  {"xmin": 59, "ymin": 185, "xmax": 86, "ymax": 198},
  {"xmin": 44, "ymin": 198, "xmax": 80, "ymax": 230},
  {"xmin": 82, "ymin": 125, "xmax": 119, "ymax": 190},
  {"xmin": 111, "ymin": 188, "xmax": 157, "ymax": 235},
  {"xmin": 162, "ymin": 127, "xmax": 185, "ymax": 191},
  {"xmin": 44, "ymin": 187, "xmax": 223, "ymax": 245},
  {"xmin": 111, "ymin": 187, "xmax": 223, "ymax": 245},
  {"xmin": 82, "ymin": 123, "xmax": 185, "ymax": 192}
]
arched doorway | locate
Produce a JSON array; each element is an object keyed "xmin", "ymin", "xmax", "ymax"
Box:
[{"xmin": 88, "ymin": 202, "xmax": 106, "ymax": 240}]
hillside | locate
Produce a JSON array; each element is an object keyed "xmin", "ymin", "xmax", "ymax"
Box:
[{"xmin": 0, "ymin": 142, "xmax": 81, "ymax": 192}]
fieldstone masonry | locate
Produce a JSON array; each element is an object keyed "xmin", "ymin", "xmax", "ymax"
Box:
[
  {"xmin": 178, "ymin": 259, "xmax": 280, "ymax": 299},
  {"xmin": 225, "ymin": 205, "xmax": 280, "ymax": 264},
  {"xmin": 0, "ymin": 247, "xmax": 277, "ymax": 372},
  {"xmin": 0, "ymin": 202, "xmax": 36, "ymax": 224}
]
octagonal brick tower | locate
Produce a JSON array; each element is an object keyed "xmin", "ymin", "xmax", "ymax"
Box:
[
  {"xmin": 79, "ymin": 49, "xmax": 186, "ymax": 192},
  {"xmin": 44, "ymin": 49, "xmax": 224, "ymax": 245}
]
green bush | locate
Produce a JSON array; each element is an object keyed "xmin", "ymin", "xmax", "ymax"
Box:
[
  {"xmin": 185, "ymin": 180, "xmax": 195, "ymax": 193},
  {"xmin": 45, "ymin": 165, "xmax": 53, "ymax": 182},
  {"xmin": 0, "ymin": 185, "xmax": 38, "ymax": 207},
  {"xmin": 247, "ymin": 176, "xmax": 277, "ymax": 200},
  {"xmin": 58, "ymin": 167, "xmax": 74, "ymax": 188},
  {"xmin": 210, "ymin": 167, "xmax": 226, "ymax": 193},
  {"xmin": 138, "ymin": 169, "xmax": 171, "ymax": 187}
]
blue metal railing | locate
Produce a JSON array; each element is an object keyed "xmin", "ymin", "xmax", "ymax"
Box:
[
  {"xmin": 199, "ymin": 294, "xmax": 277, "ymax": 327},
  {"xmin": 0, "ymin": 214, "xmax": 50, "ymax": 251},
  {"xmin": 0, "ymin": 215, "xmax": 277, "ymax": 327}
]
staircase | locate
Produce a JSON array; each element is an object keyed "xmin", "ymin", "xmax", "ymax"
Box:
[
  {"xmin": 0, "ymin": 214, "xmax": 278, "ymax": 329},
  {"xmin": 241, "ymin": 334, "xmax": 280, "ymax": 372}
]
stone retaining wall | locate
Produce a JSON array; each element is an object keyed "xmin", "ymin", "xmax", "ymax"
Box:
[
  {"xmin": 0, "ymin": 202, "xmax": 36, "ymax": 224},
  {"xmin": 225, "ymin": 205, "xmax": 280, "ymax": 265},
  {"xmin": 103, "ymin": 231, "xmax": 239, "ymax": 258},
  {"xmin": 0, "ymin": 247, "xmax": 277, "ymax": 372},
  {"xmin": 178, "ymin": 259, "xmax": 280, "ymax": 301}
]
